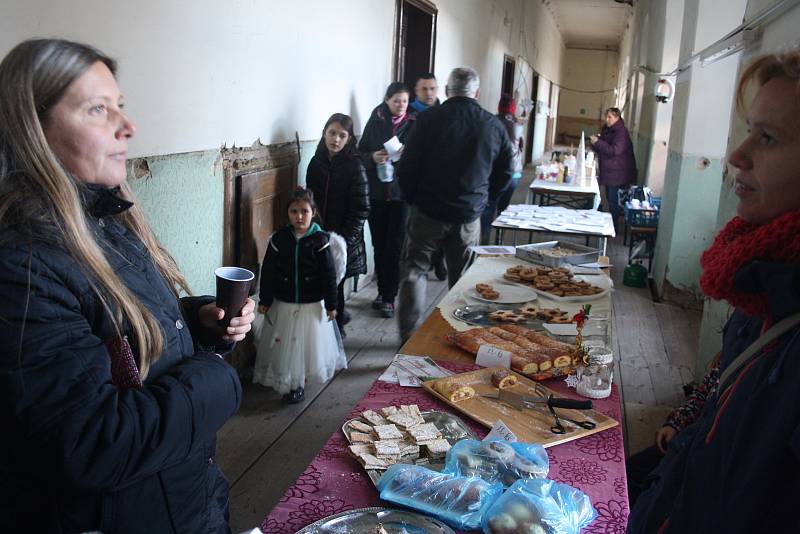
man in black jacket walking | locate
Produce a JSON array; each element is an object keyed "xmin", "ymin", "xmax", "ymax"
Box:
[{"xmin": 396, "ymin": 67, "xmax": 514, "ymax": 341}]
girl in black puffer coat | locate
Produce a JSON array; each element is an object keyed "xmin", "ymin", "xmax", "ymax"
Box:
[
  {"xmin": 255, "ymin": 189, "xmax": 346, "ymax": 403},
  {"xmin": 306, "ymin": 113, "xmax": 370, "ymax": 337}
]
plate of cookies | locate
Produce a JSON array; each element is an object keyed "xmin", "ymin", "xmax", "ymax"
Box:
[
  {"xmin": 503, "ymin": 265, "xmax": 610, "ymax": 302},
  {"xmin": 465, "ymin": 282, "xmax": 538, "ymax": 304},
  {"xmin": 452, "ymin": 305, "xmax": 575, "ymax": 328}
]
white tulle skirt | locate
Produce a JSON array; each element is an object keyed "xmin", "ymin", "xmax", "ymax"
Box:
[{"xmin": 253, "ymin": 299, "xmax": 346, "ymax": 394}]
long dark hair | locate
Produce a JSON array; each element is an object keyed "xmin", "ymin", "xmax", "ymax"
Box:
[
  {"xmin": 384, "ymin": 82, "xmax": 410, "ymax": 100},
  {"xmin": 315, "ymin": 113, "xmax": 358, "ymax": 158}
]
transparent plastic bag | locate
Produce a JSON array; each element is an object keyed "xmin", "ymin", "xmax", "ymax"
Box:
[
  {"xmin": 481, "ymin": 478, "xmax": 596, "ymax": 534},
  {"xmin": 443, "ymin": 439, "xmax": 549, "ymax": 487},
  {"xmin": 376, "ymin": 464, "xmax": 504, "ymax": 531}
]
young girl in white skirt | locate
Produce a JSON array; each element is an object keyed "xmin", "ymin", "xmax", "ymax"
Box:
[{"xmin": 254, "ymin": 189, "xmax": 346, "ymax": 403}]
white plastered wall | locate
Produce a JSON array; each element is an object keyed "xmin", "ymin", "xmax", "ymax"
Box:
[
  {"xmin": 558, "ymin": 48, "xmax": 620, "ymax": 120},
  {"xmin": 2, "ymin": 0, "xmax": 566, "ymax": 159},
  {"xmin": 1, "ymin": 0, "xmax": 397, "ymax": 158}
]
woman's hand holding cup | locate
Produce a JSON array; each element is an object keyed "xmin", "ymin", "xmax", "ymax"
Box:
[{"xmin": 200, "ymin": 298, "xmax": 256, "ymax": 342}]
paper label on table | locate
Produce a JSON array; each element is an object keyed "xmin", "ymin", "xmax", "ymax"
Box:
[
  {"xmin": 476, "ymin": 344, "xmax": 512, "ymax": 369},
  {"xmin": 398, "ymin": 370, "xmax": 423, "ymax": 387},
  {"xmin": 379, "ymin": 354, "xmax": 452, "ymax": 385},
  {"xmin": 484, "ymin": 419, "xmax": 518, "ymax": 442},
  {"xmin": 383, "ymin": 136, "xmax": 403, "ymax": 162}
]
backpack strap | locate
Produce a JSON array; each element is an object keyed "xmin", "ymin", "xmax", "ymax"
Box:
[{"xmin": 718, "ymin": 311, "xmax": 800, "ymax": 393}]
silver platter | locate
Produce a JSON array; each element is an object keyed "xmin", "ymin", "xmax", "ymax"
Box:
[
  {"xmin": 295, "ymin": 506, "xmax": 455, "ymax": 533},
  {"xmin": 452, "ymin": 304, "xmax": 544, "ymax": 328},
  {"xmin": 342, "ymin": 411, "xmax": 476, "ymax": 487}
]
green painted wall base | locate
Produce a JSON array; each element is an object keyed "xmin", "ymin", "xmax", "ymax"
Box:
[
  {"xmin": 127, "ymin": 138, "xmax": 376, "ymax": 297},
  {"xmin": 128, "ymin": 149, "xmax": 223, "ymax": 296},
  {"xmin": 653, "ymin": 150, "xmax": 724, "ymax": 300}
]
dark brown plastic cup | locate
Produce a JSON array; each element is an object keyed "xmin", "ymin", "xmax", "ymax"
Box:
[{"xmin": 215, "ymin": 267, "xmax": 255, "ymax": 328}]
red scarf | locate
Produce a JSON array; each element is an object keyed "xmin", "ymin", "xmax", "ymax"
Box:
[{"xmin": 700, "ymin": 209, "xmax": 800, "ymax": 316}]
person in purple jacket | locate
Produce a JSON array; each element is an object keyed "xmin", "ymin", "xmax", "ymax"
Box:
[{"xmin": 590, "ymin": 107, "xmax": 637, "ymax": 230}]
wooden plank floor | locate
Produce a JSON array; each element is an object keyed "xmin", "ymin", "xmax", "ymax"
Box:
[
  {"xmin": 606, "ymin": 235, "xmax": 700, "ymax": 455},
  {"xmin": 217, "ymin": 167, "xmax": 702, "ymax": 531},
  {"xmin": 217, "ymin": 273, "xmax": 448, "ymax": 532}
]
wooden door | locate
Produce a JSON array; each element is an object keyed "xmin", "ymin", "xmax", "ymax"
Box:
[
  {"xmin": 235, "ymin": 166, "xmax": 294, "ymax": 290},
  {"xmin": 525, "ymin": 74, "xmax": 539, "ymax": 165},
  {"xmin": 394, "ymin": 0, "xmax": 438, "ymax": 86},
  {"xmin": 501, "ymin": 55, "xmax": 515, "ymax": 97}
]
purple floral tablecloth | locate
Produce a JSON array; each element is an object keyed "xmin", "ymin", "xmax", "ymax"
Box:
[{"xmin": 260, "ymin": 361, "xmax": 628, "ymax": 533}]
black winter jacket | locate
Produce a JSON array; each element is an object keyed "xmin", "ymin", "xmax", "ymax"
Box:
[
  {"xmin": 629, "ymin": 260, "xmax": 800, "ymax": 533},
  {"xmin": 398, "ymin": 96, "xmax": 515, "ymax": 224},
  {"xmin": 358, "ymin": 102, "xmax": 416, "ymax": 202},
  {"xmin": 258, "ymin": 223, "xmax": 338, "ymax": 310},
  {"xmin": 306, "ymin": 150, "xmax": 370, "ymax": 278},
  {"xmin": 0, "ymin": 186, "xmax": 242, "ymax": 534}
]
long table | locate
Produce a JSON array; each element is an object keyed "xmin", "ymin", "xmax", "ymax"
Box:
[
  {"xmin": 491, "ymin": 205, "xmax": 616, "ymax": 255},
  {"xmin": 260, "ymin": 257, "xmax": 629, "ymax": 533},
  {"xmin": 527, "ymin": 176, "xmax": 601, "ymax": 210}
]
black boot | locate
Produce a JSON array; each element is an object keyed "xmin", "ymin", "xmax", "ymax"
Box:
[
  {"xmin": 286, "ymin": 387, "xmax": 305, "ymax": 404},
  {"xmin": 433, "ymin": 252, "xmax": 448, "ymax": 281}
]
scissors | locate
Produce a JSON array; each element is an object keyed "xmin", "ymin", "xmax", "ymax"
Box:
[{"xmin": 532, "ymin": 384, "xmax": 596, "ymax": 434}]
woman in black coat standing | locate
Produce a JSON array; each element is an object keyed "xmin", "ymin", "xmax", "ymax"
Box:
[
  {"xmin": 306, "ymin": 113, "xmax": 370, "ymax": 337},
  {"xmin": 358, "ymin": 82, "xmax": 416, "ymax": 318},
  {"xmin": 0, "ymin": 39, "xmax": 253, "ymax": 533}
]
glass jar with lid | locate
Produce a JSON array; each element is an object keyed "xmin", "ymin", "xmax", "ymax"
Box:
[{"xmin": 576, "ymin": 346, "xmax": 614, "ymax": 399}]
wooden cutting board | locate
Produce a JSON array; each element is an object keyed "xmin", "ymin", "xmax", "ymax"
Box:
[{"xmin": 423, "ymin": 368, "xmax": 618, "ymax": 447}]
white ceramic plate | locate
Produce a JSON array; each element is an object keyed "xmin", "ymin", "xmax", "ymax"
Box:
[
  {"xmin": 529, "ymin": 274, "xmax": 611, "ymax": 303},
  {"xmin": 463, "ymin": 282, "xmax": 538, "ymax": 304}
]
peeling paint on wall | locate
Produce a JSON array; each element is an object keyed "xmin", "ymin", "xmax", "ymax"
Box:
[
  {"xmin": 653, "ymin": 150, "xmax": 724, "ymax": 301},
  {"xmin": 127, "ymin": 149, "xmax": 224, "ymax": 296}
]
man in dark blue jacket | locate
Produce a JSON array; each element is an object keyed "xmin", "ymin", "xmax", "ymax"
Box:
[
  {"xmin": 396, "ymin": 67, "xmax": 514, "ymax": 341},
  {"xmin": 409, "ymin": 72, "xmax": 440, "ymax": 113},
  {"xmin": 409, "ymin": 72, "xmax": 448, "ymax": 282}
]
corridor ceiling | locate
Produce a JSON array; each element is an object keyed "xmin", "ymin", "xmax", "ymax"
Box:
[{"xmin": 544, "ymin": 0, "xmax": 633, "ymax": 49}]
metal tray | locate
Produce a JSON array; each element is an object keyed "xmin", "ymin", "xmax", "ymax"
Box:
[
  {"xmin": 342, "ymin": 411, "xmax": 476, "ymax": 487},
  {"xmin": 452, "ymin": 304, "xmax": 544, "ymax": 328},
  {"xmin": 515, "ymin": 240, "xmax": 600, "ymax": 267},
  {"xmin": 295, "ymin": 506, "xmax": 455, "ymax": 533}
]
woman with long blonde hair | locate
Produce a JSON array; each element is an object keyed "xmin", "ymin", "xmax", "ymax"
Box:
[{"xmin": 0, "ymin": 39, "xmax": 253, "ymax": 533}]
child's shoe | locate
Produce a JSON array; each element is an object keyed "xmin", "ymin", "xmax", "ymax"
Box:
[{"xmin": 287, "ymin": 387, "xmax": 305, "ymax": 404}]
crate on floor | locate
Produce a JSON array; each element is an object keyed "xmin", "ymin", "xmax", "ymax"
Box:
[
  {"xmin": 623, "ymin": 197, "xmax": 661, "ymax": 246},
  {"xmin": 624, "ymin": 197, "xmax": 661, "ymax": 228}
]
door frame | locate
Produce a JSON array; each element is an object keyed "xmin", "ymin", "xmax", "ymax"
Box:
[
  {"xmin": 525, "ymin": 73, "xmax": 539, "ymax": 165},
  {"xmin": 392, "ymin": 0, "xmax": 438, "ymax": 82},
  {"xmin": 501, "ymin": 54, "xmax": 516, "ymax": 97}
]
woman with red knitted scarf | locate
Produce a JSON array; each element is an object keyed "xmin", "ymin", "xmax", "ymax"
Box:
[{"xmin": 629, "ymin": 49, "xmax": 800, "ymax": 534}]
